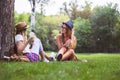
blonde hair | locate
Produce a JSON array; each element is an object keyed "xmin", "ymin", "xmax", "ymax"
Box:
[{"xmin": 70, "ymin": 36, "xmax": 77, "ymax": 49}]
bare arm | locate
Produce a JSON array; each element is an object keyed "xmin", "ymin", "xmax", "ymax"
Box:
[{"xmin": 16, "ymin": 37, "xmax": 33, "ymax": 55}]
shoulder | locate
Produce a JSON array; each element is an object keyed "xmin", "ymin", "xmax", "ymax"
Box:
[
  {"xmin": 56, "ymin": 34, "xmax": 62, "ymax": 39},
  {"xmin": 34, "ymin": 37, "xmax": 42, "ymax": 43},
  {"xmin": 15, "ymin": 34, "xmax": 23, "ymax": 43},
  {"xmin": 15, "ymin": 34, "xmax": 23, "ymax": 38}
]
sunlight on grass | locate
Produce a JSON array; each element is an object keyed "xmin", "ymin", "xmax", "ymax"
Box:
[{"xmin": 0, "ymin": 53, "xmax": 120, "ymax": 80}]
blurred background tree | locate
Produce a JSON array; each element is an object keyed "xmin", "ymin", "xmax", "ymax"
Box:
[
  {"xmin": 14, "ymin": 1, "xmax": 120, "ymax": 53},
  {"xmin": 74, "ymin": 17, "xmax": 93, "ymax": 52},
  {"xmin": 14, "ymin": 11, "xmax": 30, "ymax": 24},
  {"xmin": 90, "ymin": 3, "xmax": 120, "ymax": 52},
  {"xmin": 34, "ymin": 13, "xmax": 69, "ymax": 51}
]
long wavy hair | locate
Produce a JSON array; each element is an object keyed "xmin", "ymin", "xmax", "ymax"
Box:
[
  {"xmin": 61, "ymin": 24, "xmax": 77, "ymax": 49},
  {"xmin": 61, "ymin": 24, "xmax": 72, "ymax": 44}
]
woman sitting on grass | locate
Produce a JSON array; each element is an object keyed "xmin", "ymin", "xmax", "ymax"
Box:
[
  {"xmin": 11, "ymin": 22, "xmax": 50, "ymax": 62},
  {"xmin": 56, "ymin": 20, "xmax": 78, "ymax": 61}
]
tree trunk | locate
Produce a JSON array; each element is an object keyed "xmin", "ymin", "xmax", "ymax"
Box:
[{"xmin": 0, "ymin": 0, "xmax": 15, "ymax": 59}]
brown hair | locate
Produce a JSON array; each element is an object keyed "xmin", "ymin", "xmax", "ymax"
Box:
[
  {"xmin": 61, "ymin": 24, "xmax": 72, "ymax": 44},
  {"xmin": 66, "ymin": 27, "xmax": 72, "ymax": 39}
]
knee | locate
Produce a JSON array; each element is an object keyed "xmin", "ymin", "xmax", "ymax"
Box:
[{"xmin": 69, "ymin": 49, "xmax": 74, "ymax": 54}]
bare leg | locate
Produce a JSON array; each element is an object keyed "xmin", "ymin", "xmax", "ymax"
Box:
[
  {"xmin": 72, "ymin": 56, "xmax": 78, "ymax": 61},
  {"xmin": 10, "ymin": 55, "xmax": 30, "ymax": 62},
  {"xmin": 57, "ymin": 47, "xmax": 67, "ymax": 55},
  {"xmin": 45, "ymin": 55, "xmax": 50, "ymax": 60},
  {"xmin": 39, "ymin": 51, "xmax": 45, "ymax": 61},
  {"xmin": 19, "ymin": 57, "xmax": 30, "ymax": 62},
  {"xmin": 56, "ymin": 47, "xmax": 67, "ymax": 61},
  {"xmin": 61, "ymin": 49, "xmax": 76, "ymax": 61}
]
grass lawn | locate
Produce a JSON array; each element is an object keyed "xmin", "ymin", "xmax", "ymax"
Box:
[{"xmin": 0, "ymin": 53, "xmax": 120, "ymax": 80}]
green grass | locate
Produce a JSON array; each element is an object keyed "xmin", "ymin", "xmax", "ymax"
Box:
[{"xmin": 0, "ymin": 53, "xmax": 120, "ymax": 80}]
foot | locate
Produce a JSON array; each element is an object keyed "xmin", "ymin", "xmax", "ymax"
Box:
[
  {"xmin": 43, "ymin": 58, "xmax": 49, "ymax": 62},
  {"xmin": 56, "ymin": 53, "xmax": 62, "ymax": 61},
  {"xmin": 10, "ymin": 55, "xmax": 20, "ymax": 61}
]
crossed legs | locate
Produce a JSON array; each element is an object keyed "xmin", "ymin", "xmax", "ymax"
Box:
[{"xmin": 57, "ymin": 47, "xmax": 77, "ymax": 61}]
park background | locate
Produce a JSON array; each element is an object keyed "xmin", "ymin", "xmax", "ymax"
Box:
[
  {"xmin": 14, "ymin": 0, "xmax": 120, "ymax": 53},
  {"xmin": 0, "ymin": 0, "xmax": 120, "ymax": 80}
]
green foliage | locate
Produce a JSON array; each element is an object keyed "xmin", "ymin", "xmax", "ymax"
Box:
[
  {"xmin": 14, "ymin": 11, "xmax": 30, "ymax": 25},
  {"xmin": 78, "ymin": 1, "xmax": 92, "ymax": 19},
  {"xmin": 43, "ymin": 14, "xmax": 69, "ymax": 25},
  {"xmin": 90, "ymin": 3, "xmax": 120, "ymax": 52},
  {"xmin": 14, "ymin": 2, "xmax": 120, "ymax": 53},
  {"xmin": 14, "ymin": 12, "xmax": 69, "ymax": 51},
  {"xmin": 61, "ymin": 1, "xmax": 92, "ymax": 20},
  {"xmin": 0, "ymin": 53, "xmax": 120, "ymax": 80},
  {"xmin": 72, "ymin": 3, "xmax": 120, "ymax": 52},
  {"xmin": 112, "ymin": 9, "xmax": 120, "ymax": 46},
  {"xmin": 74, "ymin": 17, "xmax": 92, "ymax": 52},
  {"xmin": 34, "ymin": 13, "xmax": 69, "ymax": 51},
  {"xmin": 52, "ymin": 30, "xmax": 59, "ymax": 39}
]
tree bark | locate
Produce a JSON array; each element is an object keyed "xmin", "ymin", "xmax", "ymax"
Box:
[{"xmin": 0, "ymin": 0, "xmax": 15, "ymax": 59}]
